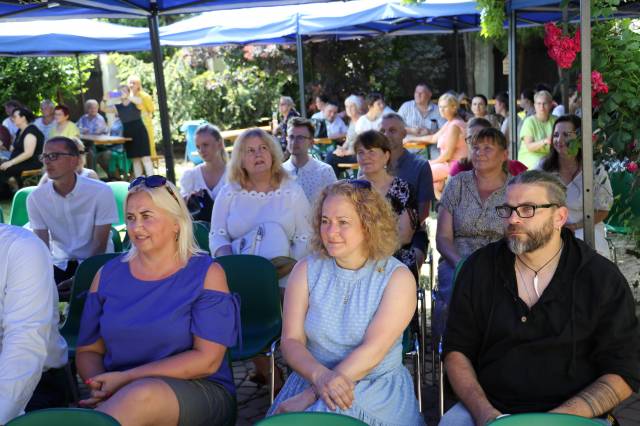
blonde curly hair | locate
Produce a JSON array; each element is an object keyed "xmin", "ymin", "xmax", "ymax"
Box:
[
  {"xmin": 310, "ymin": 180, "xmax": 400, "ymax": 260},
  {"xmin": 227, "ymin": 128, "xmax": 287, "ymax": 189}
]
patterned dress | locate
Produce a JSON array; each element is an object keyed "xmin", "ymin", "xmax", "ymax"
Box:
[
  {"xmin": 267, "ymin": 256, "xmax": 424, "ymax": 426},
  {"xmin": 386, "ymin": 177, "xmax": 420, "ymax": 279}
]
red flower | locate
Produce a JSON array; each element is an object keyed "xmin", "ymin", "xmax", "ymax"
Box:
[
  {"xmin": 578, "ymin": 71, "xmax": 609, "ymax": 108},
  {"xmin": 544, "ymin": 22, "xmax": 581, "ymax": 69},
  {"xmin": 627, "ymin": 161, "xmax": 638, "ymax": 173}
]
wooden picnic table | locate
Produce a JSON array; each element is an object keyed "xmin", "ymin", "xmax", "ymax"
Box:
[
  {"xmin": 80, "ymin": 134, "xmax": 132, "ymax": 170},
  {"xmin": 220, "ymin": 126, "xmax": 271, "ymax": 142},
  {"xmin": 403, "ymin": 141, "xmax": 429, "ymax": 150}
]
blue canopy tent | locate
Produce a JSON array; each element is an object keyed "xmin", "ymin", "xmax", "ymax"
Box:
[
  {"xmin": 0, "ymin": 0, "xmax": 343, "ymax": 182},
  {"xmin": 0, "ymin": 19, "xmax": 150, "ymax": 55}
]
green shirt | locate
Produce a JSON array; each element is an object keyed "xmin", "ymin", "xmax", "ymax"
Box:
[{"xmin": 518, "ymin": 115, "xmax": 556, "ymax": 168}]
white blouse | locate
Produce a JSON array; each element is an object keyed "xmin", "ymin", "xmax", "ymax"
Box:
[
  {"xmin": 209, "ymin": 178, "xmax": 312, "ymax": 260},
  {"xmin": 179, "ymin": 164, "xmax": 227, "ymax": 201}
]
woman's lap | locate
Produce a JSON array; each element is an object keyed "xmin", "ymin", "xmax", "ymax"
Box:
[{"xmin": 155, "ymin": 377, "xmax": 236, "ymax": 426}]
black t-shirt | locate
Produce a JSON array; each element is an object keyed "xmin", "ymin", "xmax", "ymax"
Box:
[
  {"xmin": 443, "ymin": 229, "xmax": 640, "ymax": 413},
  {"xmin": 115, "ymin": 102, "xmax": 142, "ymax": 124},
  {"xmin": 11, "ymin": 124, "xmax": 45, "ymax": 165}
]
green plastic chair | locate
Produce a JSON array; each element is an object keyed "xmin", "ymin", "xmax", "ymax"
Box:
[
  {"xmin": 255, "ymin": 412, "xmax": 367, "ymax": 425},
  {"xmin": 7, "ymin": 408, "xmax": 120, "ymax": 425},
  {"xmin": 9, "ymin": 186, "xmax": 37, "ymax": 226},
  {"xmin": 107, "ymin": 181, "xmax": 129, "ymax": 226},
  {"xmin": 215, "ymin": 254, "xmax": 282, "ymax": 403},
  {"xmin": 193, "ymin": 220, "xmax": 211, "ymax": 254},
  {"xmin": 489, "ymin": 413, "xmax": 601, "ymax": 425},
  {"xmin": 0, "ymin": 207, "xmax": 4, "ymax": 223},
  {"xmin": 111, "ymin": 226, "xmax": 123, "ymax": 252},
  {"xmin": 59, "ymin": 253, "xmax": 121, "ymax": 360}
]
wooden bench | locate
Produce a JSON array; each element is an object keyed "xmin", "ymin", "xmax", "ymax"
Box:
[{"xmin": 20, "ymin": 168, "xmax": 42, "ymax": 186}]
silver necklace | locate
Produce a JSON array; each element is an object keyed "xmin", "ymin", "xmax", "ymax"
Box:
[{"xmin": 515, "ymin": 261, "xmax": 536, "ymax": 305}]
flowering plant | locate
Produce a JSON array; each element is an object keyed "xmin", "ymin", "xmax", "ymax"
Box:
[
  {"xmin": 544, "ymin": 22, "xmax": 581, "ymax": 69},
  {"xmin": 577, "ymin": 71, "xmax": 610, "ymax": 107}
]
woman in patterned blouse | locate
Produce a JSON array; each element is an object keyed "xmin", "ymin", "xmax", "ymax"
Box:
[{"xmin": 355, "ymin": 130, "xmax": 420, "ymax": 279}]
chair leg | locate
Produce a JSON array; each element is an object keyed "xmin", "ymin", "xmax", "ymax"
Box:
[
  {"xmin": 417, "ymin": 288, "xmax": 427, "ymax": 378},
  {"xmin": 438, "ymin": 338, "xmax": 444, "ymax": 419},
  {"xmin": 414, "ymin": 334, "xmax": 422, "ymax": 413},
  {"xmin": 267, "ymin": 340, "xmax": 279, "ymax": 404}
]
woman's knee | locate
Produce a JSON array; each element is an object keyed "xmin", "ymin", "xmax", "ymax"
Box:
[{"xmin": 116, "ymin": 377, "xmax": 176, "ymax": 406}]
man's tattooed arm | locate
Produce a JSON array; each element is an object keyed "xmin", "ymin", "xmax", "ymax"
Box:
[{"xmin": 550, "ymin": 374, "xmax": 632, "ymax": 418}]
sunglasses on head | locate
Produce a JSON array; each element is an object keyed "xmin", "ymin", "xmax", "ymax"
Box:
[{"xmin": 129, "ymin": 175, "xmax": 180, "ymax": 204}]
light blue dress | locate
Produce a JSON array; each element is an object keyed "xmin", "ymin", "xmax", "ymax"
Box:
[{"xmin": 268, "ymin": 255, "xmax": 424, "ymax": 425}]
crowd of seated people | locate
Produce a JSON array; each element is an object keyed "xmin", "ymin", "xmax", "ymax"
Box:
[{"xmin": 1, "ymin": 80, "xmax": 637, "ymax": 426}]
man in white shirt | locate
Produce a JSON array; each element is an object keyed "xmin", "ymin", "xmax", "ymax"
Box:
[
  {"xmin": 34, "ymin": 99, "xmax": 56, "ymax": 138},
  {"xmin": 324, "ymin": 101, "xmax": 348, "ymax": 140},
  {"xmin": 27, "ymin": 136, "xmax": 119, "ymax": 286},
  {"xmin": 282, "ymin": 117, "xmax": 337, "ymax": 205},
  {"xmin": 310, "ymin": 94, "xmax": 328, "ymax": 120},
  {"xmin": 398, "ymin": 83, "xmax": 445, "ymax": 136},
  {"xmin": 355, "ymin": 92, "xmax": 395, "ymax": 134},
  {"xmin": 0, "ymin": 224, "xmax": 68, "ymax": 424},
  {"xmin": 2, "ymin": 100, "xmax": 22, "ymax": 142}
]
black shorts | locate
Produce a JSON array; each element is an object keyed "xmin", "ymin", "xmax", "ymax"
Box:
[{"xmin": 158, "ymin": 377, "xmax": 236, "ymax": 426}]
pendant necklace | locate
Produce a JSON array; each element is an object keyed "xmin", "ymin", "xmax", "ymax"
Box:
[
  {"xmin": 516, "ymin": 242, "xmax": 564, "ymax": 297},
  {"xmin": 515, "ymin": 261, "xmax": 536, "ymax": 305}
]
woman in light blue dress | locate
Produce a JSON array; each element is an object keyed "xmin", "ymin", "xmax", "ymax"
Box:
[{"xmin": 267, "ymin": 180, "xmax": 424, "ymax": 425}]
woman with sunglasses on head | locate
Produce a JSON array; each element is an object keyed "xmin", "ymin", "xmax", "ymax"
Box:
[
  {"xmin": 76, "ymin": 175, "xmax": 240, "ymax": 426},
  {"xmin": 267, "ymin": 180, "xmax": 423, "ymax": 425},
  {"xmin": 355, "ymin": 130, "xmax": 420, "ymax": 280},
  {"xmin": 538, "ymin": 115, "xmax": 613, "ymax": 258},
  {"xmin": 209, "ymin": 128, "xmax": 312, "ymax": 387},
  {"xmin": 0, "ymin": 108, "xmax": 45, "ymax": 191},
  {"xmin": 434, "ymin": 127, "xmax": 511, "ymax": 339}
]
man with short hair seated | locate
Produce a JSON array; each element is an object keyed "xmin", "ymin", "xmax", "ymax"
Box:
[
  {"xmin": 323, "ymin": 101, "xmax": 348, "ymax": 140},
  {"xmin": 282, "ymin": 117, "xmax": 336, "ymax": 205},
  {"xmin": 0, "ymin": 224, "xmax": 68, "ymax": 424},
  {"xmin": 441, "ymin": 170, "xmax": 639, "ymax": 425},
  {"xmin": 27, "ymin": 136, "xmax": 119, "ymax": 287}
]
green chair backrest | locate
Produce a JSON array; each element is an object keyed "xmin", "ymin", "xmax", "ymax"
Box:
[
  {"xmin": 59, "ymin": 253, "xmax": 121, "ymax": 357},
  {"xmin": 193, "ymin": 220, "xmax": 211, "ymax": 254},
  {"xmin": 255, "ymin": 412, "xmax": 367, "ymax": 425},
  {"xmin": 9, "ymin": 186, "xmax": 36, "ymax": 226},
  {"xmin": 606, "ymin": 171, "xmax": 640, "ymax": 232},
  {"xmin": 0, "ymin": 207, "xmax": 4, "ymax": 223},
  {"xmin": 489, "ymin": 413, "xmax": 601, "ymax": 425},
  {"xmin": 7, "ymin": 408, "xmax": 120, "ymax": 425},
  {"xmin": 107, "ymin": 181, "xmax": 129, "ymax": 226},
  {"xmin": 111, "ymin": 226, "xmax": 123, "ymax": 252},
  {"xmin": 215, "ymin": 255, "xmax": 281, "ymax": 360}
]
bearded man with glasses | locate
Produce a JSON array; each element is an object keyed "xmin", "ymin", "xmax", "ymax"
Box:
[
  {"xmin": 27, "ymin": 136, "xmax": 119, "ymax": 288},
  {"xmin": 440, "ymin": 170, "xmax": 639, "ymax": 426}
]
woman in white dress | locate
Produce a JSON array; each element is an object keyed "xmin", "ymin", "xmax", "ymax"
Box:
[
  {"xmin": 179, "ymin": 124, "xmax": 227, "ymax": 221},
  {"xmin": 538, "ymin": 114, "xmax": 613, "ymax": 258}
]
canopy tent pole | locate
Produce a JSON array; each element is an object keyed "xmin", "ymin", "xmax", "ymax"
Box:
[
  {"xmin": 454, "ymin": 28, "xmax": 460, "ymax": 92},
  {"xmin": 147, "ymin": 7, "xmax": 176, "ymax": 183},
  {"xmin": 75, "ymin": 53, "xmax": 85, "ymax": 105},
  {"xmin": 295, "ymin": 19, "xmax": 307, "ymax": 118},
  {"xmin": 508, "ymin": 8, "xmax": 518, "ymax": 159},
  {"xmin": 580, "ymin": 0, "xmax": 595, "ymax": 248}
]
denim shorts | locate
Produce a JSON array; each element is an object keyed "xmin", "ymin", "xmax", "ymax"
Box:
[{"xmin": 158, "ymin": 377, "xmax": 236, "ymax": 426}]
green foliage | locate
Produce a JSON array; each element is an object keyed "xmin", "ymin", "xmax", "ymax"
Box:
[{"xmin": 0, "ymin": 56, "xmax": 95, "ymax": 112}]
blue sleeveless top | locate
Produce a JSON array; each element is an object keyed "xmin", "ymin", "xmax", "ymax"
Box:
[{"xmin": 78, "ymin": 254, "xmax": 241, "ymax": 395}]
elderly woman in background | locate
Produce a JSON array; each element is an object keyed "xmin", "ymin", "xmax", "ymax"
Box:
[
  {"xmin": 48, "ymin": 105, "xmax": 80, "ymax": 139},
  {"xmin": 538, "ymin": 114, "xmax": 613, "ymax": 258},
  {"xmin": 435, "ymin": 127, "xmax": 510, "ymax": 338},
  {"xmin": 0, "ymin": 108, "xmax": 45, "ymax": 190},
  {"xmin": 518, "ymin": 90, "xmax": 556, "ymax": 169},
  {"xmin": 273, "ymin": 96, "xmax": 300, "ymax": 155},
  {"xmin": 179, "ymin": 124, "xmax": 227, "ymax": 222},
  {"xmin": 355, "ymin": 130, "xmax": 420, "ymax": 279},
  {"xmin": 76, "ymin": 176, "xmax": 240, "ymax": 426},
  {"xmin": 324, "ymin": 95, "xmax": 364, "ymax": 175},
  {"xmin": 409, "ymin": 93, "xmax": 467, "ymax": 196},
  {"xmin": 209, "ymin": 128, "xmax": 311, "ymax": 387},
  {"xmin": 267, "ymin": 180, "xmax": 423, "ymax": 425}
]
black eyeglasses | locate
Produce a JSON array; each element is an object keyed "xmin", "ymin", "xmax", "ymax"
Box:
[
  {"xmin": 343, "ymin": 179, "xmax": 372, "ymax": 190},
  {"xmin": 39, "ymin": 152, "xmax": 78, "ymax": 162},
  {"xmin": 495, "ymin": 203, "xmax": 558, "ymax": 219},
  {"xmin": 129, "ymin": 175, "xmax": 180, "ymax": 204}
]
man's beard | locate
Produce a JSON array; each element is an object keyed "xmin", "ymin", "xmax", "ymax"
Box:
[{"xmin": 505, "ymin": 218, "xmax": 555, "ymax": 255}]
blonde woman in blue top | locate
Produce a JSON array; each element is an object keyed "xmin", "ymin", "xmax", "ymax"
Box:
[
  {"xmin": 268, "ymin": 180, "xmax": 423, "ymax": 425},
  {"xmin": 76, "ymin": 175, "xmax": 240, "ymax": 426}
]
